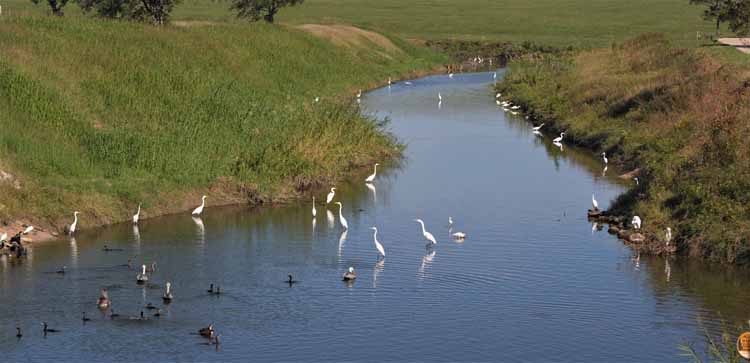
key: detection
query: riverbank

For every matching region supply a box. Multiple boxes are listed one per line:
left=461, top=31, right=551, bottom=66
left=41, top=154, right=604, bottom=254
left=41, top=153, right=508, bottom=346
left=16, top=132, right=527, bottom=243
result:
left=0, top=15, right=445, bottom=242
left=497, top=33, right=750, bottom=264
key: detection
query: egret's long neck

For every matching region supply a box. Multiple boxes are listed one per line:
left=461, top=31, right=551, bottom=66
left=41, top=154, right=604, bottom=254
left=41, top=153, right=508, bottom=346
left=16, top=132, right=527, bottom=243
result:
left=201, top=197, right=206, bottom=208
left=166, top=283, right=170, bottom=294
left=142, top=266, right=146, bottom=274
left=419, top=221, right=426, bottom=234
left=338, top=204, right=343, bottom=214
left=373, top=164, right=378, bottom=174
left=137, top=205, right=141, bottom=214
left=373, top=229, right=378, bottom=241
left=73, top=214, right=78, bottom=224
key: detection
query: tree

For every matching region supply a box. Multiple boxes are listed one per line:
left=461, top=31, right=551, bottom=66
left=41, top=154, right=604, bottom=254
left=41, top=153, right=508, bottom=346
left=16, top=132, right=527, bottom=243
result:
left=726, top=0, right=750, bottom=36
left=229, top=0, right=303, bottom=23
left=77, top=0, right=180, bottom=24
left=31, top=0, right=71, bottom=15
left=690, top=0, right=732, bottom=36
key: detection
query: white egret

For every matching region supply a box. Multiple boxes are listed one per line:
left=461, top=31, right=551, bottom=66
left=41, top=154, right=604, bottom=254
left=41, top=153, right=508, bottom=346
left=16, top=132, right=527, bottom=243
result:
left=132, top=204, right=141, bottom=224
left=370, top=227, right=385, bottom=258
left=438, top=92, right=442, bottom=102
left=414, top=219, right=437, bottom=245
left=335, top=202, right=348, bottom=230
left=449, top=73, right=454, bottom=78
left=634, top=177, right=639, bottom=185
left=192, top=195, right=207, bottom=216
left=163, top=282, right=173, bottom=303
left=602, top=152, right=608, bottom=165
left=69, top=211, right=80, bottom=235
left=388, top=77, right=392, bottom=85
left=356, top=89, right=362, bottom=99
left=511, top=105, right=520, bottom=110
left=404, top=81, right=412, bottom=86
left=0, top=233, right=6, bottom=242
left=592, top=194, right=599, bottom=210
left=511, top=111, right=519, bottom=115
left=632, top=216, right=642, bottom=230
left=493, top=72, right=497, bottom=80
left=452, top=231, right=467, bottom=240
left=448, top=216, right=453, bottom=228
left=136, top=264, right=148, bottom=284
left=314, top=97, right=320, bottom=103
left=553, top=132, right=565, bottom=143
left=496, top=92, right=501, bottom=99
left=665, top=227, right=672, bottom=246
left=365, top=163, right=379, bottom=183
left=312, top=197, right=317, bottom=218
left=532, top=123, right=545, bottom=131
left=23, top=226, right=33, bottom=235
left=496, top=100, right=501, bottom=106
left=326, top=187, right=336, bottom=204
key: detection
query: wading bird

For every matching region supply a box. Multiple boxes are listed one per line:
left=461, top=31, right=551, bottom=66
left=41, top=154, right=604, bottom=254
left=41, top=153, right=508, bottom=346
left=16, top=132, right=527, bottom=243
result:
left=602, top=152, right=608, bottom=165
left=136, top=264, right=148, bottom=284
left=414, top=219, right=437, bottom=245
left=192, top=195, right=207, bottom=216
left=97, top=288, right=110, bottom=309
left=452, top=231, right=467, bottom=240
left=335, top=202, right=348, bottom=230
left=312, top=197, right=317, bottom=218
left=69, top=211, right=80, bottom=235
left=163, top=282, right=173, bottom=303
left=532, top=123, right=545, bottom=131
left=553, top=132, right=565, bottom=143
left=365, top=163, right=379, bottom=183
left=326, top=188, right=336, bottom=204
left=634, top=177, right=639, bottom=185
left=132, top=204, right=141, bottom=224
left=592, top=194, right=599, bottom=210
left=23, top=226, right=33, bottom=235
left=665, top=227, right=672, bottom=246
left=370, top=227, right=385, bottom=259
left=0, top=233, right=7, bottom=243
left=632, top=216, right=642, bottom=230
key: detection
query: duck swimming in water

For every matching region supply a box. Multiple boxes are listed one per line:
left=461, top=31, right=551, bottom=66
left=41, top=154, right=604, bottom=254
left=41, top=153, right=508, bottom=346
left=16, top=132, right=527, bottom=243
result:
left=287, top=275, right=297, bottom=285
left=153, top=309, right=162, bottom=318
left=207, top=283, right=214, bottom=294
left=199, top=324, right=214, bottom=338
left=81, top=312, right=91, bottom=323
left=162, top=281, right=173, bottom=304
left=16, top=326, right=22, bottom=338
left=42, top=322, right=60, bottom=334
left=56, top=266, right=66, bottom=274
left=342, top=266, right=356, bottom=281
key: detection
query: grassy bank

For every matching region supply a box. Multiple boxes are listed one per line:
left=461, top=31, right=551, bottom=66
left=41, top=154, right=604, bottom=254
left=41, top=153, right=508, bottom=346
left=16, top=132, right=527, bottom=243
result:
left=0, top=15, right=444, bottom=234
left=498, top=34, right=750, bottom=264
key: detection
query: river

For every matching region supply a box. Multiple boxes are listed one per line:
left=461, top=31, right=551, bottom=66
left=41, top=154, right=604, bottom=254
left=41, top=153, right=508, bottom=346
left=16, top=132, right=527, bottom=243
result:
left=1, top=71, right=748, bottom=362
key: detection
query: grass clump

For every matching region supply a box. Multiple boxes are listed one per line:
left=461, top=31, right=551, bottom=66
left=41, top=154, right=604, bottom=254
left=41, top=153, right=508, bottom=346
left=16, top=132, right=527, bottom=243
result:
left=498, top=33, right=750, bottom=264
left=0, top=14, right=444, bottom=230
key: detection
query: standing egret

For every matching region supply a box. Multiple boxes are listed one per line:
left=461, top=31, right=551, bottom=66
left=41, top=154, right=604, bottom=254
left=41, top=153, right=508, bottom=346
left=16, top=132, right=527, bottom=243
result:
left=388, top=77, right=392, bottom=86
left=532, top=123, right=545, bottom=131
left=449, top=73, right=454, bottom=78
left=311, top=197, right=317, bottom=218
left=370, top=227, right=385, bottom=258
left=132, top=204, right=141, bottom=224
left=438, top=92, right=442, bottom=102
left=496, top=92, right=502, bottom=99
left=496, top=100, right=502, bottom=106
left=136, top=264, right=148, bottom=284
left=335, top=202, right=348, bottom=230
left=602, top=152, right=608, bottom=165
left=162, top=282, right=173, bottom=303
left=634, top=177, right=639, bottom=185
left=22, top=226, right=33, bottom=235
left=553, top=132, right=565, bottom=143
left=448, top=216, right=453, bottom=228
left=365, top=163, right=379, bottom=183
left=192, top=195, right=207, bottom=216
left=665, top=227, right=672, bottom=246
left=356, top=90, right=362, bottom=99
left=0, top=233, right=7, bottom=243
left=414, top=219, right=437, bottom=245
left=592, top=194, right=599, bottom=210
left=493, top=72, right=497, bottom=80
left=632, top=216, right=642, bottom=230
left=326, top=188, right=336, bottom=204
left=69, top=211, right=80, bottom=235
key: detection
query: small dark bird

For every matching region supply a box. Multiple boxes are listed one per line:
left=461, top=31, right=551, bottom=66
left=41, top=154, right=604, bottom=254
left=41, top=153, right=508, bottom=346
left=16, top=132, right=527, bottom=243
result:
left=199, top=324, right=214, bottom=338
left=287, top=275, right=297, bottom=285
left=214, top=286, right=221, bottom=295
left=140, top=311, right=145, bottom=320
left=16, top=326, right=22, bottom=338
left=207, top=284, right=214, bottom=294
left=145, top=303, right=157, bottom=310
left=42, top=322, right=60, bottom=333
left=110, top=309, right=120, bottom=319
left=82, top=312, right=91, bottom=323
left=56, top=266, right=66, bottom=274
left=153, top=309, right=162, bottom=318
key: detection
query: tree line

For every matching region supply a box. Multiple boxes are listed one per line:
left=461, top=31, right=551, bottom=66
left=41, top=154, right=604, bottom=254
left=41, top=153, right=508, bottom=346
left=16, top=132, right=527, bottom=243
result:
left=691, top=0, right=750, bottom=36
left=31, top=0, right=302, bottom=25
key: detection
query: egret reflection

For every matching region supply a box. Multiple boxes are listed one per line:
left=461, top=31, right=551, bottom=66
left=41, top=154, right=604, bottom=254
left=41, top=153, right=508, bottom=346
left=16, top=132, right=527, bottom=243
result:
left=326, top=210, right=335, bottom=229
left=419, top=249, right=436, bottom=278
left=366, top=182, right=377, bottom=203
left=373, top=259, right=384, bottom=288
left=338, top=230, right=348, bottom=260
left=70, top=237, right=78, bottom=268
left=192, top=217, right=205, bottom=243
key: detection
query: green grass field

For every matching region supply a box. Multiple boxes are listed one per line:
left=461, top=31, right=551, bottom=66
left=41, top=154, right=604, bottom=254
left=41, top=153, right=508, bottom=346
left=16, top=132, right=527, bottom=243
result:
left=0, top=14, right=443, bottom=230
left=2, top=0, right=719, bottom=48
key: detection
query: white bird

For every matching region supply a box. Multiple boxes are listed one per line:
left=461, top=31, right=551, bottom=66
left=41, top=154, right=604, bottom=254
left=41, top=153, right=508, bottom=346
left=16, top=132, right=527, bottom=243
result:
left=312, top=197, right=317, bottom=218
left=493, top=72, right=497, bottom=79
left=326, top=187, right=336, bottom=204
left=22, top=226, right=33, bottom=235
left=356, top=89, right=362, bottom=99
left=388, top=77, right=392, bottom=85
left=163, top=281, right=173, bottom=302
left=414, top=219, right=437, bottom=245
left=532, top=123, right=545, bottom=131
left=452, top=231, right=467, bottom=240
left=132, top=204, right=141, bottom=224
left=0, top=233, right=6, bottom=242
left=448, top=73, right=454, bottom=78
left=192, top=195, right=207, bottom=216
left=448, top=216, right=453, bottom=227
left=404, top=81, right=412, bottom=85
left=371, top=227, right=385, bottom=258
left=553, top=132, right=565, bottom=143
left=136, top=264, right=148, bottom=284
left=632, top=216, right=642, bottom=230
left=511, top=111, right=519, bottom=115
left=69, top=211, right=79, bottom=235
left=335, top=202, right=348, bottom=230
left=511, top=105, right=520, bottom=110
left=314, top=97, right=320, bottom=103
left=496, top=100, right=501, bottom=106
left=665, top=227, right=672, bottom=245
left=365, top=163, right=379, bottom=183
left=496, top=92, right=501, bottom=99
left=438, top=92, right=442, bottom=102
left=592, top=194, right=599, bottom=210
left=601, top=152, right=608, bottom=164
left=634, top=177, right=639, bottom=185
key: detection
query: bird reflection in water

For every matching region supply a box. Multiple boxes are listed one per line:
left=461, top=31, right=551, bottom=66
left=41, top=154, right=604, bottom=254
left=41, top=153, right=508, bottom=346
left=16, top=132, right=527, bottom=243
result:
left=337, top=230, right=348, bottom=261
left=664, top=259, right=671, bottom=283
left=70, top=237, right=78, bottom=268
left=326, top=210, right=335, bottom=229
left=366, top=182, right=376, bottom=203
left=373, top=259, right=385, bottom=288
left=419, top=250, right=436, bottom=279
left=133, top=224, right=141, bottom=252
left=192, top=217, right=205, bottom=244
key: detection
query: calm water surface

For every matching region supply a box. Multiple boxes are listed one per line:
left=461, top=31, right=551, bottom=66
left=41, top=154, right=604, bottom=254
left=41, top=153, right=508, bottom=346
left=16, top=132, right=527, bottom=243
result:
left=2, top=71, right=749, bottom=362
